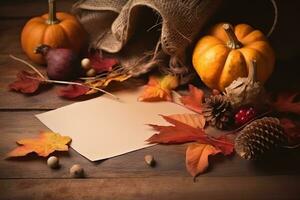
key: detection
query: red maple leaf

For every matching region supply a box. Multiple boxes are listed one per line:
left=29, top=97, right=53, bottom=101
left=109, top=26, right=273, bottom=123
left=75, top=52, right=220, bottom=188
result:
left=147, top=115, right=234, bottom=155
left=57, top=84, right=89, bottom=99
left=180, top=84, right=205, bottom=113
left=89, top=53, right=118, bottom=73
left=9, top=70, right=44, bottom=94
left=207, top=135, right=234, bottom=156
left=272, top=92, right=300, bottom=115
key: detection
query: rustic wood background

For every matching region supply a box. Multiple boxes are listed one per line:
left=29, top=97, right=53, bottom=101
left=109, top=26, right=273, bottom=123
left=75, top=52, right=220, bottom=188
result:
left=0, top=0, right=299, bottom=199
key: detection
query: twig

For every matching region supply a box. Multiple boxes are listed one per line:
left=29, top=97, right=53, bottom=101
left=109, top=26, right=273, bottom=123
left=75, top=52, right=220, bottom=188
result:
left=46, top=79, right=119, bottom=100
left=267, top=0, right=278, bottom=37
left=10, top=54, right=119, bottom=100
left=9, top=54, right=46, bottom=80
left=282, top=144, right=300, bottom=149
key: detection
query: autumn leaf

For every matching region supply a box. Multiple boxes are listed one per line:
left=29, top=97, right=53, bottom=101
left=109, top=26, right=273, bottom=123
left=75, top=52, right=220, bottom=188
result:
left=180, top=84, right=204, bottom=113
left=89, top=53, right=118, bottom=73
left=9, top=70, right=44, bottom=94
left=280, top=118, right=300, bottom=144
left=186, top=143, right=221, bottom=177
left=7, top=132, right=71, bottom=157
left=57, top=84, right=90, bottom=99
left=272, top=92, right=300, bottom=115
left=86, top=73, right=131, bottom=95
left=147, top=115, right=207, bottom=144
left=168, top=113, right=205, bottom=128
left=208, top=135, right=234, bottom=156
left=147, top=115, right=234, bottom=155
left=138, top=75, right=179, bottom=102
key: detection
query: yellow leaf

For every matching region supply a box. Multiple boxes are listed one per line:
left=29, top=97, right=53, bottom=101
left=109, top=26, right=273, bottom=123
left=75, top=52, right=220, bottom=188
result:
left=86, top=73, right=131, bottom=94
left=86, top=73, right=131, bottom=95
left=168, top=113, right=206, bottom=128
left=7, top=132, right=72, bottom=157
left=186, top=143, right=221, bottom=177
left=138, top=75, right=179, bottom=102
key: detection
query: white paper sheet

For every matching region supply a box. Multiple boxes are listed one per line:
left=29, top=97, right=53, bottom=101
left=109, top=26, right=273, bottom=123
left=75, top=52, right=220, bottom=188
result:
left=36, top=87, right=193, bottom=161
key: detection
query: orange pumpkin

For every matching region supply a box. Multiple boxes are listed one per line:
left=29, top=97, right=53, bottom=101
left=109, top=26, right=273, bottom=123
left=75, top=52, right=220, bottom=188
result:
left=21, top=0, right=86, bottom=64
left=192, top=23, right=275, bottom=91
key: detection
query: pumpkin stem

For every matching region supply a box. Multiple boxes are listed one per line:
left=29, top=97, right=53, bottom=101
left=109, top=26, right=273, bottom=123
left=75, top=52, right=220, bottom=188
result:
left=247, top=60, right=257, bottom=83
left=47, top=0, right=59, bottom=25
left=223, top=23, right=243, bottom=49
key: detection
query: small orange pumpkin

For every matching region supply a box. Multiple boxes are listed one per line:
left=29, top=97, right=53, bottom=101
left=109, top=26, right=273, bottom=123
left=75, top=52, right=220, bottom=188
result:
left=192, top=23, right=275, bottom=91
left=21, top=0, right=86, bottom=64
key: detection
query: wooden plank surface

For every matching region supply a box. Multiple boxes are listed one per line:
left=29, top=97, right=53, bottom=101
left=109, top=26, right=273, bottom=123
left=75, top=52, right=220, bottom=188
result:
left=0, top=0, right=76, bottom=18
left=1, top=111, right=300, bottom=179
left=1, top=176, right=300, bottom=200
left=0, top=0, right=300, bottom=200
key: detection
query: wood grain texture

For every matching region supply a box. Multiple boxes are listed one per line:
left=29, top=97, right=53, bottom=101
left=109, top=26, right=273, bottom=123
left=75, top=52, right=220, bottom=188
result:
left=0, top=54, right=76, bottom=109
left=0, top=0, right=76, bottom=18
left=1, top=176, right=300, bottom=200
left=0, top=0, right=300, bottom=199
left=1, top=111, right=300, bottom=180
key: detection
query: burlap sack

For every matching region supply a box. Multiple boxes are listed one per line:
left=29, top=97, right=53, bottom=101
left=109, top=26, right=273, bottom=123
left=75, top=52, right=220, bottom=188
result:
left=73, top=0, right=222, bottom=83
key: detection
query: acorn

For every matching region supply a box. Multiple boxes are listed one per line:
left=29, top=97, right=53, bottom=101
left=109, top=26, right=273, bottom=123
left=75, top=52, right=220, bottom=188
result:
left=47, top=156, right=59, bottom=169
left=70, top=164, right=84, bottom=178
left=144, top=154, right=156, bottom=167
left=81, top=58, right=91, bottom=70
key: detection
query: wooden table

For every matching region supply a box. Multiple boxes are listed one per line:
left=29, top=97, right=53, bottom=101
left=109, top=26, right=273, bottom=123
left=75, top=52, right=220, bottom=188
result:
left=0, top=1, right=300, bottom=199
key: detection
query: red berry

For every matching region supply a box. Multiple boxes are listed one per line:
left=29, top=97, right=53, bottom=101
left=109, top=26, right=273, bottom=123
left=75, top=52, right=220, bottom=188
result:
left=234, top=107, right=257, bottom=126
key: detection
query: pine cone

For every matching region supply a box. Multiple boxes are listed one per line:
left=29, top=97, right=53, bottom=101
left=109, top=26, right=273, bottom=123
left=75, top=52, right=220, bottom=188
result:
left=203, top=95, right=233, bottom=130
left=235, top=117, right=288, bottom=160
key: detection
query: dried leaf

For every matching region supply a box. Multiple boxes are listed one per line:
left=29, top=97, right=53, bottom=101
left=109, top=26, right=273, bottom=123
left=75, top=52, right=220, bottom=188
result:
left=7, top=132, right=71, bottom=157
left=280, top=118, right=300, bottom=144
left=57, top=84, right=90, bottom=99
left=186, top=143, right=221, bottom=177
left=272, top=92, right=300, bottom=115
left=147, top=115, right=234, bottom=155
left=9, top=70, right=44, bottom=94
left=89, top=53, right=118, bottom=73
left=138, top=75, right=179, bottom=102
left=208, top=135, right=234, bottom=156
left=168, top=113, right=205, bottom=128
left=86, top=73, right=131, bottom=95
left=147, top=115, right=206, bottom=144
left=180, top=84, right=204, bottom=113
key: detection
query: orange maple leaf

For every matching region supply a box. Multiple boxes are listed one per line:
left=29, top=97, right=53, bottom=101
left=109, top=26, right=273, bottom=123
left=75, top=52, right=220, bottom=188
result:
left=180, top=84, right=205, bottom=113
left=147, top=115, right=234, bottom=154
left=168, top=113, right=205, bottom=128
left=147, top=115, right=207, bottom=144
left=138, top=75, right=179, bottom=102
left=186, top=143, right=221, bottom=177
left=7, top=132, right=72, bottom=157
